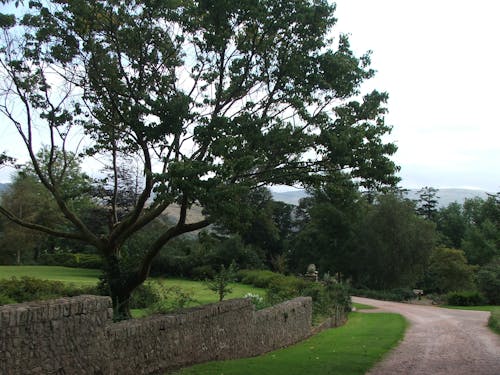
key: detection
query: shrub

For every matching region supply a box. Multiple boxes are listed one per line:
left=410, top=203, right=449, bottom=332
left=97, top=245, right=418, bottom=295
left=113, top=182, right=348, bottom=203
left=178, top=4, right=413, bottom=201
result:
left=0, top=276, right=97, bottom=303
left=130, top=282, right=163, bottom=309
left=243, top=293, right=267, bottom=310
left=488, top=308, right=500, bottom=334
left=266, top=275, right=310, bottom=305
left=446, top=290, right=486, bottom=306
left=237, top=269, right=282, bottom=288
left=147, top=285, right=197, bottom=314
left=350, top=288, right=415, bottom=302
left=0, top=293, right=16, bottom=306
left=190, top=265, right=215, bottom=280
left=38, top=252, right=103, bottom=269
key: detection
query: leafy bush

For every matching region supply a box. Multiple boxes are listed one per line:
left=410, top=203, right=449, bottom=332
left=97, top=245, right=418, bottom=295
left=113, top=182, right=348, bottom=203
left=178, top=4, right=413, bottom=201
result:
left=0, top=276, right=97, bottom=304
left=38, top=252, right=103, bottom=269
left=488, top=308, right=500, bottom=334
left=0, top=293, right=16, bottom=306
left=190, top=265, right=215, bottom=281
left=243, top=293, right=267, bottom=310
left=147, top=285, right=197, bottom=314
left=130, top=282, right=163, bottom=309
left=476, top=257, right=500, bottom=304
left=236, top=269, right=283, bottom=288
left=266, top=275, right=309, bottom=305
left=350, top=288, right=415, bottom=302
left=446, top=290, right=486, bottom=306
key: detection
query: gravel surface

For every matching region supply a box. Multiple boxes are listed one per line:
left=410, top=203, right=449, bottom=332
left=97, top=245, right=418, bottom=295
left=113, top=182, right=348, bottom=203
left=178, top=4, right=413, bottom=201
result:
left=352, top=296, right=500, bottom=375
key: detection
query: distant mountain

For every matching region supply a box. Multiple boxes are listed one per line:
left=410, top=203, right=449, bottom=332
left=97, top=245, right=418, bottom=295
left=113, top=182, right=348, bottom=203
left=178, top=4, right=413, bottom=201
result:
left=403, top=188, right=489, bottom=207
left=271, top=190, right=310, bottom=205
left=271, top=188, right=490, bottom=207
left=0, top=183, right=9, bottom=194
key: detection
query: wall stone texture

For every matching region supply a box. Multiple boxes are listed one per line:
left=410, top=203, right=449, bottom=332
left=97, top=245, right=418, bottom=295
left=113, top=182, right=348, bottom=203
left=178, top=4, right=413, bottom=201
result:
left=0, top=295, right=312, bottom=375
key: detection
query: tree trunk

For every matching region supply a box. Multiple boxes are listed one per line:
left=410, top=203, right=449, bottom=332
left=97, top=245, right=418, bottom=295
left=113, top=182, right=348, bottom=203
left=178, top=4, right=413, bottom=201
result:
left=103, top=253, right=134, bottom=321
left=111, top=289, right=132, bottom=321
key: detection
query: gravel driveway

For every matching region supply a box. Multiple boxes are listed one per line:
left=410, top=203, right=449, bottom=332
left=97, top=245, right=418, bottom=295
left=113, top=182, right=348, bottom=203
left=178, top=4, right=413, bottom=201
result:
left=352, top=296, right=500, bottom=375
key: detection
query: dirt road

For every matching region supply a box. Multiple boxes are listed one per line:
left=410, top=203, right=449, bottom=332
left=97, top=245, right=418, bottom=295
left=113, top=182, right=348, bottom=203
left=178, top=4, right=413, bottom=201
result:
left=352, top=296, right=500, bottom=375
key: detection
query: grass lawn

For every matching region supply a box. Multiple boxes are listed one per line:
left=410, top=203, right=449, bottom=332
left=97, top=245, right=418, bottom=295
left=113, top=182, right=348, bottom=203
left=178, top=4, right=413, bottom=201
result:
left=441, top=305, right=500, bottom=312
left=352, top=302, right=376, bottom=310
left=0, top=265, right=101, bottom=285
left=175, top=312, right=407, bottom=375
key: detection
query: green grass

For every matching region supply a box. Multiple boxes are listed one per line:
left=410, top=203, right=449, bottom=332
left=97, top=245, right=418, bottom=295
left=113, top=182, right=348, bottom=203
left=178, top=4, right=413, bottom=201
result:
left=488, top=308, right=500, bottom=334
left=352, top=302, right=376, bottom=310
left=152, top=278, right=266, bottom=305
left=0, top=265, right=101, bottom=285
left=441, top=305, right=499, bottom=312
left=175, top=312, right=407, bottom=375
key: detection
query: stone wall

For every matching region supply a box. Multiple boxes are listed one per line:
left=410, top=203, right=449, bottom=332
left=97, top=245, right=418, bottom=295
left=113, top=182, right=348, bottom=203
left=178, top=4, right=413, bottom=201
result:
left=0, top=295, right=312, bottom=375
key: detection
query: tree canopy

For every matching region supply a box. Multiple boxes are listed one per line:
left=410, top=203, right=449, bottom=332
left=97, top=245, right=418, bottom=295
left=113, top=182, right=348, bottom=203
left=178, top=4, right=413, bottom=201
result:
left=0, top=0, right=398, bottom=318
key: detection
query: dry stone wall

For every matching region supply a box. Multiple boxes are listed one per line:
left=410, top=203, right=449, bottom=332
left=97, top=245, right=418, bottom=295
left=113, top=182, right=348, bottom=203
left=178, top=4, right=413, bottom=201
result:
left=0, top=295, right=312, bottom=375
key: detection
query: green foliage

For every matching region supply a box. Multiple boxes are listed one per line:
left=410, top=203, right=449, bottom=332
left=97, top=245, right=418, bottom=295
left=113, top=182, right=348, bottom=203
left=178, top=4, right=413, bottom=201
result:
left=205, top=262, right=237, bottom=301
left=352, top=194, right=436, bottom=289
left=446, top=291, right=486, bottom=306
left=476, top=257, right=500, bottom=304
left=243, top=293, right=267, bottom=310
left=129, top=282, right=163, bottom=309
left=191, top=265, right=216, bottom=281
left=425, top=247, right=476, bottom=293
left=266, top=275, right=310, bottom=305
left=0, top=293, right=16, bottom=306
left=415, top=186, right=439, bottom=221
left=148, top=285, right=197, bottom=314
left=435, top=202, right=467, bottom=248
left=461, top=195, right=500, bottom=266
left=238, top=268, right=351, bottom=319
left=350, top=288, right=415, bottom=302
left=0, top=276, right=97, bottom=304
left=488, top=308, right=500, bottom=334
left=237, top=269, right=284, bottom=288
left=38, top=252, right=103, bottom=269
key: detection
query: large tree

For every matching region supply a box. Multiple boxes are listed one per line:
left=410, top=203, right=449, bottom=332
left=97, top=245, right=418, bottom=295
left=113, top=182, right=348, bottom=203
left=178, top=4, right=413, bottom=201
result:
left=0, top=0, right=398, bottom=319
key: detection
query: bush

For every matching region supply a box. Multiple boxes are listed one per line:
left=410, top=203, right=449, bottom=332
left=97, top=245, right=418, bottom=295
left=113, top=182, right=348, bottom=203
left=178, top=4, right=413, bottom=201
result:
left=243, top=293, right=267, bottom=310
left=446, top=290, right=486, bottom=306
left=38, top=252, right=103, bottom=269
left=129, top=282, right=163, bottom=309
left=0, top=276, right=97, bottom=303
left=0, top=293, right=16, bottom=306
left=266, top=275, right=309, bottom=305
left=350, top=288, right=415, bottom=302
left=237, top=269, right=283, bottom=288
left=488, top=308, right=500, bottom=334
left=147, top=285, right=197, bottom=314
left=190, top=265, right=215, bottom=280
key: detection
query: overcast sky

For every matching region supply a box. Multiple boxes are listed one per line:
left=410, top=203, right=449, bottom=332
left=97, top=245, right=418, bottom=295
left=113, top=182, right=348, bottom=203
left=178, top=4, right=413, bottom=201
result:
left=1, top=1, right=499, bottom=192
left=332, top=0, right=500, bottom=192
